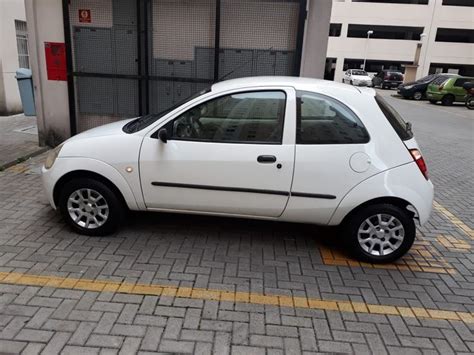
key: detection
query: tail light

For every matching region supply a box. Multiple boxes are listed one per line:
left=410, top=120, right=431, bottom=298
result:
left=409, top=149, right=428, bottom=180
left=384, top=75, right=390, bottom=80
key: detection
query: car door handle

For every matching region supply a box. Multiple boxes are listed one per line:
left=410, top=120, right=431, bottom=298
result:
left=257, top=155, right=277, bottom=163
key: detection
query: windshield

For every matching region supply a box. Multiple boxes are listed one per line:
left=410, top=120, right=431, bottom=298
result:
left=123, top=87, right=211, bottom=134
left=352, top=70, right=368, bottom=76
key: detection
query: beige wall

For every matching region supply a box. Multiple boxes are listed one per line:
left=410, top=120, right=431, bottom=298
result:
left=25, top=0, right=70, bottom=146
left=0, top=0, right=26, bottom=115
left=328, top=0, right=474, bottom=82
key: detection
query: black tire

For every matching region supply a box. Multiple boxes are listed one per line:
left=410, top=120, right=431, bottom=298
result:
left=429, top=99, right=437, bottom=104
left=343, top=204, right=416, bottom=263
left=413, top=91, right=423, bottom=101
left=465, top=97, right=474, bottom=110
left=441, top=95, right=455, bottom=106
left=58, top=178, right=124, bottom=236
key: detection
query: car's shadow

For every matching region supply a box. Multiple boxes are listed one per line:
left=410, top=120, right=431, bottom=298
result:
left=121, top=210, right=347, bottom=257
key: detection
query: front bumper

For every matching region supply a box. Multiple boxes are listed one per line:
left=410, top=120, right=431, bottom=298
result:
left=354, top=80, right=372, bottom=87
left=398, top=87, right=416, bottom=96
left=42, top=165, right=57, bottom=209
left=426, top=92, right=443, bottom=100
left=384, top=81, right=402, bottom=88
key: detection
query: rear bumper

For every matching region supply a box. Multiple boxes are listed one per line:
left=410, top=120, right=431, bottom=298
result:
left=329, top=162, right=434, bottom=226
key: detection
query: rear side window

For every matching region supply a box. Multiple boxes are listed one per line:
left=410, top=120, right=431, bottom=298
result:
left=296, top=91, right=370, bottom=144
left=454, top=78, right=472, bottom=87
left=375, top=95, right=413, bottom=141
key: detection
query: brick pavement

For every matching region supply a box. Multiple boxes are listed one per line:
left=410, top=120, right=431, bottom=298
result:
left=0, top=96, right=473, bottom=354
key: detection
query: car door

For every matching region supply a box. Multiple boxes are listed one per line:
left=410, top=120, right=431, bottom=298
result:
left=139, top=88, right=296, bottom=217
left=283, top=90, right=376, bottom=225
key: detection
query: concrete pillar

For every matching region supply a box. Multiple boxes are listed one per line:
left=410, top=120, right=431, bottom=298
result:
left=300, top=0, right=332, bottom=79
left=25, top=0, right=70, bottom=146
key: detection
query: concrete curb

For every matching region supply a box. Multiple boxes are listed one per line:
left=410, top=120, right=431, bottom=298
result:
left=0, top=147, right=49, bottom=171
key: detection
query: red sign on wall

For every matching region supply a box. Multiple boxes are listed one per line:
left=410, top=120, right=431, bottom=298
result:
left=79, top=9, right=91, bottom=23
left=45, top=42, right=67, bottom=81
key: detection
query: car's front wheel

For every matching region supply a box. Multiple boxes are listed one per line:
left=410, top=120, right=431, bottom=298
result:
left=343, top=204, right=415, bottom=263
left=58, top=178, right=124, bottom=236
left=413, top=91, right=423, bottom=100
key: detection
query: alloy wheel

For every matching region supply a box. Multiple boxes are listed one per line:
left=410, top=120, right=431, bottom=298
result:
left=67, top=188, right=109, bottom=229
left=357, top=214, right=405, bottom=257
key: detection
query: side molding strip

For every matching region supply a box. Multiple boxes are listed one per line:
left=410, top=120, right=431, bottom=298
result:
left=151, top=182, right=289, bottom=196
left=151, top=182, right=336, bottom=200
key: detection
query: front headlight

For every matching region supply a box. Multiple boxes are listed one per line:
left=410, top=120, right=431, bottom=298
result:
left=403, top=85, right=414, bottom=90
left=44, top=144, right=64, bottom=170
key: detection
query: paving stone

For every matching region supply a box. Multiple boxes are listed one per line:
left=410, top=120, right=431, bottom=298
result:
left=15, top=329, right=54, bottom=343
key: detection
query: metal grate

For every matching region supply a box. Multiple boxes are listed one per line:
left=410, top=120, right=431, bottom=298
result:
left=66, top=0, right=304, bottom=132
left=15, top=20, right=29, bottom=69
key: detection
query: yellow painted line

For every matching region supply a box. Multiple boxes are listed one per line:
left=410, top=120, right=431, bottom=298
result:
left=0, top=271, right=473, bottom=324
left=434, top=201, right=474, bottom=239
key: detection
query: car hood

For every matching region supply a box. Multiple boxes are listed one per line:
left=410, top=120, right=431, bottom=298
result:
left=352, top=75, right=372, bottom=81
left=67, top=118, right=135, bottom=142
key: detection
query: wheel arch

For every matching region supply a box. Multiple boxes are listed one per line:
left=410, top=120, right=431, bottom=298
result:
left=53, top=170, right=129, bottom=210
left=339, top=196, right=417, bottom=227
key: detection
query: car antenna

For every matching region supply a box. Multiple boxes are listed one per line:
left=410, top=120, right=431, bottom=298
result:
left=217, top=47, right=274, bottom=82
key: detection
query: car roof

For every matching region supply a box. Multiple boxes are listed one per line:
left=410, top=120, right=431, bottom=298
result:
left=211, top=76, right=364, bottom=95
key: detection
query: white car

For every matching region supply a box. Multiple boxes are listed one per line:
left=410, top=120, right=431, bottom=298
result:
left=343, top=69, right=373, bottom=87
left=42, top=77, right=433, bottom=263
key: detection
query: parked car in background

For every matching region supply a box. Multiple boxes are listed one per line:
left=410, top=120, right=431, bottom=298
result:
left=372, top=70, right=404, bottom=89
left=398, top=73, right=458, bottom=101
left=426, top=76, right=474, bottom=106
left=343, top=69, right=373, bottom=87
left=42, top=77, right=433, bottom=263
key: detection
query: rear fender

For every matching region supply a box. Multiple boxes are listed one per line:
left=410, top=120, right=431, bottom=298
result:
left=329, top=162, right=434, bottom=226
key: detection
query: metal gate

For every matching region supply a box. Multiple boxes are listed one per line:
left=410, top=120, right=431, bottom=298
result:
left=63, top=0, right=306, bottom=133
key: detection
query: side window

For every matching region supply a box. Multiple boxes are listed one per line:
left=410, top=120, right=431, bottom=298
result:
left=296, top=91, right=370, bottom=144
left=454, top=78, right=469, bottom=87
left=168, top=91, right=286, bottom=144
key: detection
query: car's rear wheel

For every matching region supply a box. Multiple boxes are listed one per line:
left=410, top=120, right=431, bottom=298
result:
left=413, top=91, right=423, bottom=100
left=441, top=95, right=455, bottom=106
left=343, top=204, right=415, bottom=263
left=59, top=178, right=124, bottom=236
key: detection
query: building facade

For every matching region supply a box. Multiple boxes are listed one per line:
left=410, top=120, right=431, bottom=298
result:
left=25, top=0, right=331, bottom=146
left=0, top=0, right=29, bottom=115
left=326, top=0, right=474, bottom=83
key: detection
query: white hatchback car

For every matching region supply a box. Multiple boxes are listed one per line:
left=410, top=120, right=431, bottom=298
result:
left=343, top=70, right=373, bottom=87
left=42, top=77, right=433, bottom=263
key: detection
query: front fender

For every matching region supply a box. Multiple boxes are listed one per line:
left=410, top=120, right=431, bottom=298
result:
left=42, top=157, right=140, bottom=210
left=329, top=162, right=434, bottom=226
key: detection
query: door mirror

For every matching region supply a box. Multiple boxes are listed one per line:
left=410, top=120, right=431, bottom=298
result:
left=158, top=128, right=168, bottom=143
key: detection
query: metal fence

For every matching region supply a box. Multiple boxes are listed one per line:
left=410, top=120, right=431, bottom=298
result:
left=63, top=0, right=306, bottom=133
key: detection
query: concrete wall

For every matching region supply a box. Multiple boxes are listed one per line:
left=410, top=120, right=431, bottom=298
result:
left=328, top=0, right=474, bottom=82
left=301, top=0, right=332, bottom=78
left=25, top=0, right=70, bottom=146
left=0, top=0, right=27, bottom=115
